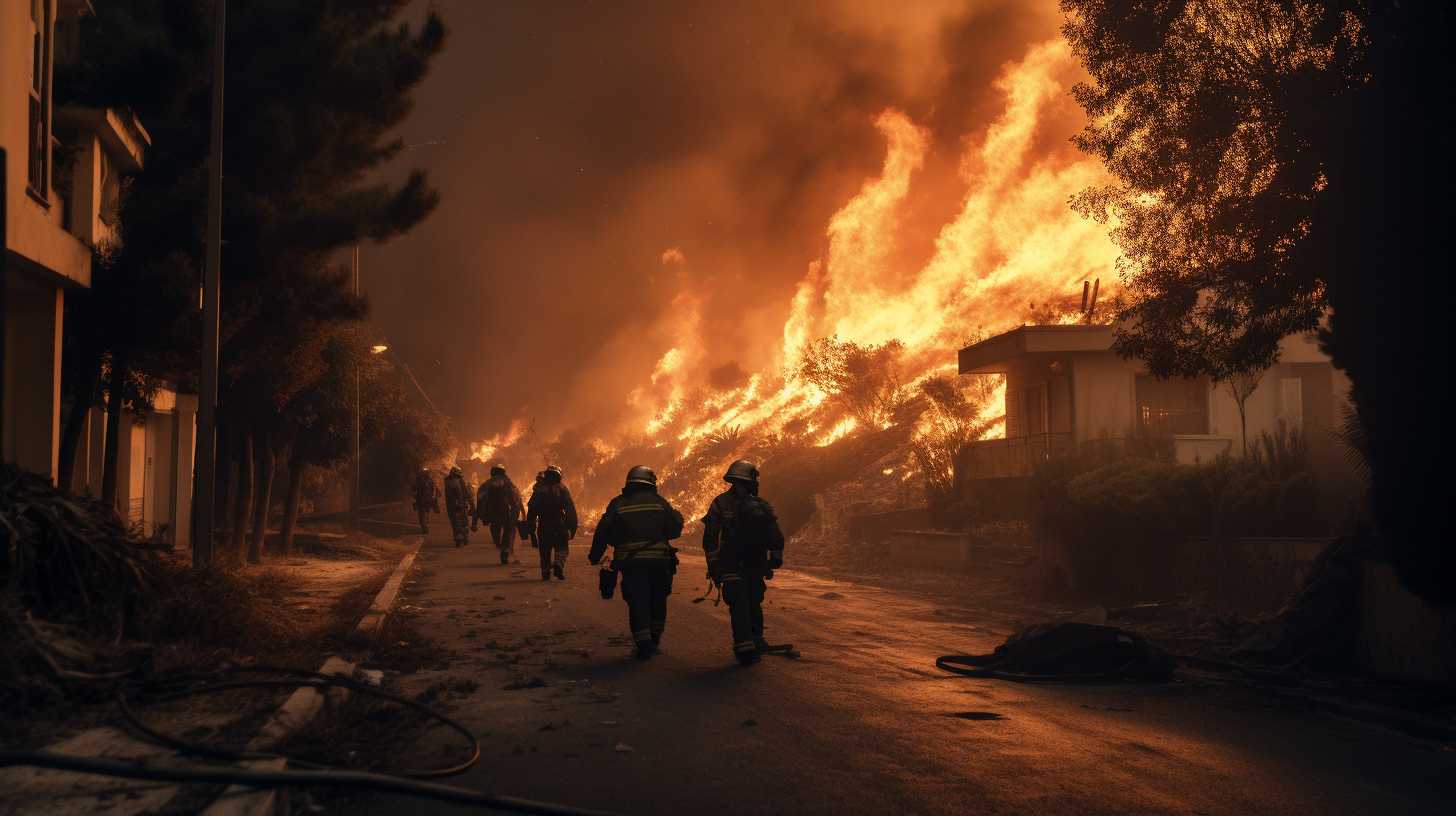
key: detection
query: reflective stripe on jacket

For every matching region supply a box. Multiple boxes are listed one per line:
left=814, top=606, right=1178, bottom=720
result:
left=589, top=487, right=684, bottom=565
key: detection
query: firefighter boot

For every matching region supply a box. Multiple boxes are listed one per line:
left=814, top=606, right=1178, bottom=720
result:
left=553, top=564, right=565, bottom=580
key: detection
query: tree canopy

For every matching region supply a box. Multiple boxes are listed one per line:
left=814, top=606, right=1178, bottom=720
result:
left=1063, top=0, right=1454, bottom=603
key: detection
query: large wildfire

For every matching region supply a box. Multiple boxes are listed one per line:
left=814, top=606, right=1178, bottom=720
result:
left=469, top=39, right=1119, bottom=527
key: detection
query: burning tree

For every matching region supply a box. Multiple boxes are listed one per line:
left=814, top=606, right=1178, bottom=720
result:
left=909, top=375, right=1002, bottom=515
left=796, top=337, right=909, bottom=431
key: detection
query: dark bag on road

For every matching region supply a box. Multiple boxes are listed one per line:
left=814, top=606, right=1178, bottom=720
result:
left=936, top=622, right=1175, bottom=682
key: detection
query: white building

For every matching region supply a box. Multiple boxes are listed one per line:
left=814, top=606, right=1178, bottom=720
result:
left=956, top=324, right=1351, bottom=479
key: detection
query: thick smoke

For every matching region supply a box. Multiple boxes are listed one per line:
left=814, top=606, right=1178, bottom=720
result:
left=367, top=0, right=1073, bottom=443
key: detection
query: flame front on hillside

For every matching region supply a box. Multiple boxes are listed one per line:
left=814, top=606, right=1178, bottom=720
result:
left=472, top=39, right=1119, bottom=520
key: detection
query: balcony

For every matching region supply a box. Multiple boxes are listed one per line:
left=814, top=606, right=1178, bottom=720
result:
left=958, top=432, right=1077, bottom=479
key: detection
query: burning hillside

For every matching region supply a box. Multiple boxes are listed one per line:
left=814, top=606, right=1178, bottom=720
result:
left=470, top=39, right=1119, bottom=531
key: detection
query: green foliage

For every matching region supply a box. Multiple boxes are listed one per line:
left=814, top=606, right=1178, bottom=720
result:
left=1063, top=0, right=1350, bottom=379
left=1032, top=425, right=1366, bottom=597
left=1063, top=1, right=1454, bottom=605
left=796, top=337, right=908, bottom=429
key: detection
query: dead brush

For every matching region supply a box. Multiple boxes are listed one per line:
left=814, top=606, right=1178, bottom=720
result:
left=1, top=464, right=160, bottom=709
left=143, top=560, right=304, bottom=652
left=0, top=463, right=159, bottom=638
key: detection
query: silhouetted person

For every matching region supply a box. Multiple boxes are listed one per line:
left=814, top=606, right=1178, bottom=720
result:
left=442, top=466, right=473, bottom=548
left=411, top=467, right=439, bottom=534
left=702, top=460, right=785, bottom=666
left=589, top=466, right=683, bottom=659
left=526, top=465, right=578, bottom=580
left=473, top=464, right=524, bottom=565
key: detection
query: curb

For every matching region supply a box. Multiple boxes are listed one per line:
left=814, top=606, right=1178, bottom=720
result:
left=350, top=535, right=425, bottom=647
left=200, top=656, right=354, bottom=816
left=199, top=538, right=423, bottom=815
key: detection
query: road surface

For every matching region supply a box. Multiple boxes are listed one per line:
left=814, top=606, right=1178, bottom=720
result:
left=351, top=522, right=1454, bottom=815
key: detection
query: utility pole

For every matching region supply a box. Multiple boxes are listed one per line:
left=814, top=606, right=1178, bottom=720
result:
left=350, top=243, right=361, bottom=529
left=193, top=0, right=226, bottom=570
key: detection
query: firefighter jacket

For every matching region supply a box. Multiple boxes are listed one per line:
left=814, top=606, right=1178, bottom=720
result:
left=526, top=481, right=579, bottom=535
left=443, top=473, right=474, bottom=515
left=702, top=488, right=785, bottom=580
left=412, top=474, right=439, bottom=509
left=475, top=476, right=524, bottom=524
left=589, top=485, right=684, bottom=566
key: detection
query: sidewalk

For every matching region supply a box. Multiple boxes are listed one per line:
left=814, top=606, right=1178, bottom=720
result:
left=0, top=527, right=421, bottom=816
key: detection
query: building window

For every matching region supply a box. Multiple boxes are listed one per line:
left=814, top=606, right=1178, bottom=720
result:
left=27, top=0, right=52, bottom=199
left=1135, top=374, right=1210, bottom=436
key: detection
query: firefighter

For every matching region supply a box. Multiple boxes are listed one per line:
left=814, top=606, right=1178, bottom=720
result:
left=702, top=459, right=785, bottom=666
left=473, top=464, right=524, bottom=565
left=525, top=465, right=578, bottom=581
left=442, top=466, right=474, bottom=548
left=411, top=468, right=439, bottom=534
left=589, top=466, right=684, bottom=660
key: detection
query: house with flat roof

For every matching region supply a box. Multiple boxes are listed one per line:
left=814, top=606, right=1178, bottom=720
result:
left=955, top=323, right=1350, bottom=481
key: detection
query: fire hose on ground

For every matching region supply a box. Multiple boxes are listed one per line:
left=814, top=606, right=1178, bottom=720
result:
left=1, top=664, right=619, bottom=816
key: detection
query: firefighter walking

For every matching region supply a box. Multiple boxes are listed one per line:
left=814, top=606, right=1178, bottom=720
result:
left=589, top=466, right=684, bottom=660
left=442, top=466, right=474, bottom=548
left=702, top=460, right=785, bottom=666
left=525, top=465, right=578, bottom=581
left=474, top=464, right=524, bottom=565
left=411, top=467, right=439, bottom=534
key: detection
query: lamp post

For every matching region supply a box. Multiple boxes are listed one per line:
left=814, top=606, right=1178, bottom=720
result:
left=346, top=141, right=440, bottom=531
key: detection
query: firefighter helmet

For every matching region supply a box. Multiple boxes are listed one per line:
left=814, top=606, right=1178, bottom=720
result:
left=625, top=465, right=658, bottom=487
left=448, top=465, right=463, bottom=476
left=490, top=464, right=506, bottom=477
left=723, top=459, right=759, bottom=484
left=544, top=465, right=564, bottom=483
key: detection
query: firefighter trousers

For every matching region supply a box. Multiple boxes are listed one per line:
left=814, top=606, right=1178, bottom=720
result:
left=722, top=575, right=767, bottom=657
left=537, top=529, right=569, bottom=577
left=620, top=566, right=673, bottom=646
left=448, top=509, right=470, bottom=547
left=488, top=522, right=515, bottom=562
left=415, top=506, right=430, bottom=534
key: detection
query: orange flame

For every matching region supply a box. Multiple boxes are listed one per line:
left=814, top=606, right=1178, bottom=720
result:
left=568, top=39, right=1117, bottom=510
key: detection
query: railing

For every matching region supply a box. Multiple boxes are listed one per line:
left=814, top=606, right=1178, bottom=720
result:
left=959, top=432, right=1077, bottom=479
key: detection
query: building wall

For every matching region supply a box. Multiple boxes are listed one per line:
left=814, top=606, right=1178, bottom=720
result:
left=1070, top=352, right=1137, bottom=444
left=1, top=0, right=91, bottom=288
left=1, top=276, right=61, bottom=477
left=1207, top=333, right=1349, bottom=454
left=72, top=391, right=197, bottom=544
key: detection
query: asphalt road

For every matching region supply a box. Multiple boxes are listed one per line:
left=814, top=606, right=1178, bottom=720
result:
left=356, top=521, right=1454, bottom=815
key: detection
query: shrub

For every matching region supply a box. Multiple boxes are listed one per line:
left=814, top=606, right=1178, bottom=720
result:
left=1030, top=425, right=1367, bottom=599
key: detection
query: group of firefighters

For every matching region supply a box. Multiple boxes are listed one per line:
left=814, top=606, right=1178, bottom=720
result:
left=411, top=459, right=785, bottom=665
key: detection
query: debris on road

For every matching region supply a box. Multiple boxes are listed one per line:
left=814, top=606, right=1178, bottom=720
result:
left=936, top=622, right=1175, bottom=682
